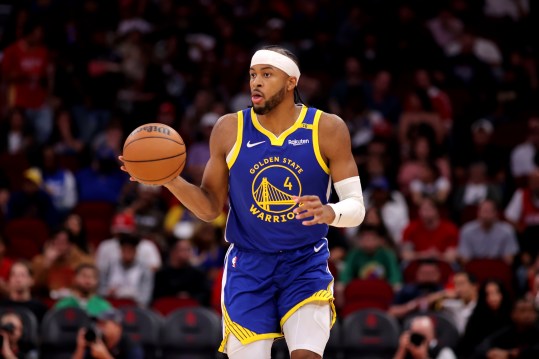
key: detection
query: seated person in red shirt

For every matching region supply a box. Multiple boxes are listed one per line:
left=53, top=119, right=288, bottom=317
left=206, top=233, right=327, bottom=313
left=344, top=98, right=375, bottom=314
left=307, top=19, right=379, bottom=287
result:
left=401, top=198, right=459, bottom=263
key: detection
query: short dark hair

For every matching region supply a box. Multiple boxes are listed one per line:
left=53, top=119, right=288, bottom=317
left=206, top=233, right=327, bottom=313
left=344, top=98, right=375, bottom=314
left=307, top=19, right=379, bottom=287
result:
left=118, top=233, right=140, bottom=248
left=454, top=271, right=478, bottom=285
left=75, top=263, right=98, bottom=275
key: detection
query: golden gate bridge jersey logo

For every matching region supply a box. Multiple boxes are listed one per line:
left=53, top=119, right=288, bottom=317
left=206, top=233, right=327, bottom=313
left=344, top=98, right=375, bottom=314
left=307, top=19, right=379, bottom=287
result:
left=249, top=158, right=303, bottom=223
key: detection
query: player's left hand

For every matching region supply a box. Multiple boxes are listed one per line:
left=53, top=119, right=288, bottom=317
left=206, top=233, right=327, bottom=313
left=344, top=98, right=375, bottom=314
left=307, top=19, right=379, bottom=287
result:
left=293, top=195, right=335, bottom=226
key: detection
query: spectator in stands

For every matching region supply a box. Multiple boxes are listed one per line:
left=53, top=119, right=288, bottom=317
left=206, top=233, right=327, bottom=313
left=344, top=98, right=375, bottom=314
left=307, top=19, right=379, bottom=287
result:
left=398, top=135, right=450, bottom=197
left=505, top=169, right=539, bottom=261
left=126, top=184, right=166, bottom=247
left=399, top=93, right=445, bottom=149
left=440, top=271, right=479, bottom=334
left=99, top=234, right=153, bottom=307
left=73, top=308, right=143, bottom=359
left=0, top=237, right=13, bottom=294
left=363, top=176, right=409, bottom=246
left=0, top=22, right=54, bottom=145
left=459, top=280, right=513, bottom=357
left=152, top=238, right=209, bottom=305
left=452, top=162, right=503, bottom=221
left=474, top=297, right=539, bottom=359
left=389, top=259, right=445, bottom=319
left=96, top=212, right=161, bottom=274
left=75, top=150, right=128, bottom=204
left=49, top=109, right=84, bottom=156
left=413, top=69, right=453, bottom=128
left=63, top=213, right=88, bottom=254
left=340, top=225, right=402, bottom=289
left=458, top=200, right=519, bottom=264
left=364, top=70, right=401, bottom=124
left=31, top=228, right=93, bottom=299
left=55, top=264, right=111, bottom=317
left=427, top=8, right=464, bottom=50
left=0, top=108, right=34, bottom=155
left=41, top=146, right=77, bottom=218
left=394, top=315, right=456, bottom=359
left=0, top=311, right=38, bottom=359
left=409, top=161, right=451, bottom=206
left=510, top=116, right=539, bottom=184
left=0, top=261, right=47, bottom=323
left=185, top=112, right=218, bottom=186
left=452, top=119, right=506, bottom=184
left=401, top=198, right=459, bottom=263
left=527, top=271, right=539, bottom=307
left=6, top=168, right=58, bottom=229
left=189, top=221, right=226, bottom=282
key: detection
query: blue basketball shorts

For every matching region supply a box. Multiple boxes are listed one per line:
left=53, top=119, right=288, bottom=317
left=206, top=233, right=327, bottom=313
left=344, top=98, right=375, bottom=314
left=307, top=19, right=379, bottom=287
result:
left=219, top=238, right=336, bottom=351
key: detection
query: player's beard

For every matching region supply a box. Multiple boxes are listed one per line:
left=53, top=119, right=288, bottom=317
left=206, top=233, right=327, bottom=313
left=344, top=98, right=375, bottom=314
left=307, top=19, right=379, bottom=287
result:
left=253, top=86, right=286, bottom=115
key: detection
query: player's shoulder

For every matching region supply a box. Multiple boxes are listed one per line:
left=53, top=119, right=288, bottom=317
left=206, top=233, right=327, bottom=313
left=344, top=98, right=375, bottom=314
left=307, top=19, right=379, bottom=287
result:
left=317, top=111, right=350, bottom=143
left=318, top=111, right=348, bottom=132
left=212, top=112, right=238, bottom=135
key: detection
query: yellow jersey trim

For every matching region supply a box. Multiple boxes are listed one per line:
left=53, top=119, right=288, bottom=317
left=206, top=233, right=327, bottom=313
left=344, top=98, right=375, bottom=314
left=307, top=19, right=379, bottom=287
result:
left=226, top=111, right=244, bottom=169
left=218, top=305, right=282, bottom=352
left=313, top=110, right=330, bottom=174
left=251, top=105, right=307, bottom=146
left=279, top=282, right=336, bottom=328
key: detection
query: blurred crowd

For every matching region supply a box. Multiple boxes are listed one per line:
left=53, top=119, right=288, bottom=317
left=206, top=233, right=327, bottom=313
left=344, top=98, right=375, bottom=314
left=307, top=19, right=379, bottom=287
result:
left=1, top=0, right=539, bottom=358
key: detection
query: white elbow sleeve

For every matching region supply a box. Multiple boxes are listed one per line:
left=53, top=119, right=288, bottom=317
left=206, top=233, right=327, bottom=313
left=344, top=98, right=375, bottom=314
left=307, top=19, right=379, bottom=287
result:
left=327, top=176, right=365, bottom=228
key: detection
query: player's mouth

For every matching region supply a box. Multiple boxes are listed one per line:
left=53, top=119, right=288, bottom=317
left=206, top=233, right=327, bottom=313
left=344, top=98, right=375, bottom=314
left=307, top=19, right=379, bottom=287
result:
left=251, top=91, right=264, bottom=105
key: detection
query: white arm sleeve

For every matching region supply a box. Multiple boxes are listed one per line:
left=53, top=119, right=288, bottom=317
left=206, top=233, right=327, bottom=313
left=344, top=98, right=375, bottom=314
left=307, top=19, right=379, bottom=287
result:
left=327, top=176, right=366, bottom=227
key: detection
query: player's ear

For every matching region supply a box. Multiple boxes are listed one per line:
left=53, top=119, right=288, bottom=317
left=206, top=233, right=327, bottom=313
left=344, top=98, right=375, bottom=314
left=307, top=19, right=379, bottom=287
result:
left=287, top=77, right=297, bottom=92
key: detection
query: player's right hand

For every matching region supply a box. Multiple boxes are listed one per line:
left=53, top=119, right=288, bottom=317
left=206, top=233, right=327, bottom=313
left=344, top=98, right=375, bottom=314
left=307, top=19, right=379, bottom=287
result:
left=118, top=155, right=137, bottom=182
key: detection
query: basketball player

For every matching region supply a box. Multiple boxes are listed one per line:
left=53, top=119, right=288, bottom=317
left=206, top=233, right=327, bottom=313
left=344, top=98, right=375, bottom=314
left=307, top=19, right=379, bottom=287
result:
left=120, top=46, right=365, bottom=359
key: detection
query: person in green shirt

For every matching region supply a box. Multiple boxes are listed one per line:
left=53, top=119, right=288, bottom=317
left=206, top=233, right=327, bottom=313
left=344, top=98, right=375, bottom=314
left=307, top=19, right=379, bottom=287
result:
left=54, top=263, right=111, bottom=317
left=340, top=224, right=402, bottom=289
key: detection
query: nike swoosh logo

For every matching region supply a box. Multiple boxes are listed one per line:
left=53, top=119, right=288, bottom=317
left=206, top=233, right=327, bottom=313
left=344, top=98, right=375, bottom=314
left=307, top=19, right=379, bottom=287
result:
left=314, top=243, right=325, bottom=253
left=246, top=140, right=265, bottom=148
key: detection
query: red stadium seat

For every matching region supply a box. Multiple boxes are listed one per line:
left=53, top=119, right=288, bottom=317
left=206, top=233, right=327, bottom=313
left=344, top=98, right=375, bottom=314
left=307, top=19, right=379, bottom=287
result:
left=0, top=153, right=30, bottom=191
left=342, top=279, right=394, bottom=317
left=4, top=218, right=49, bottom=260
left=464, top=259, right=513, bottom=295
left=151, top=297, right=200, bottom=316
left=342, top=308, right=400, bottom=358
left=211, top=268, right=224, bottom=314
left=73, top=201, right=116, bottom=222
left=84, top=218, right=112, bottom=247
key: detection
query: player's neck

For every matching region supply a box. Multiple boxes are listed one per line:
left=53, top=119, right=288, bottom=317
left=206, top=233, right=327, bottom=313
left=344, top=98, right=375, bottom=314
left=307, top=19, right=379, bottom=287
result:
left=256, top=99, right=301, bottom=137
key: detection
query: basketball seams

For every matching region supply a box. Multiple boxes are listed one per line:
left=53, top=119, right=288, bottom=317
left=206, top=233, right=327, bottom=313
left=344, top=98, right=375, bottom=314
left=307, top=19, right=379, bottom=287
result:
left=123, top=136, right=185, bottom=149
left=123, top=152, right=186, bottom=163
left=130, top=157, right=186, bottom=183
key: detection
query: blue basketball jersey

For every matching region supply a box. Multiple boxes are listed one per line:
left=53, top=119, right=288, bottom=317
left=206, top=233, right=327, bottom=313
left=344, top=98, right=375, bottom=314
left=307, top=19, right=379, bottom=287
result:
left=225, top=105, right=331, bottom=252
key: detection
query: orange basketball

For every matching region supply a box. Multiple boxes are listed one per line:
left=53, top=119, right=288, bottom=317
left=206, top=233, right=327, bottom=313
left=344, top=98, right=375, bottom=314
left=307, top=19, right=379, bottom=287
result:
left=122, top=123, right=186, bottom=185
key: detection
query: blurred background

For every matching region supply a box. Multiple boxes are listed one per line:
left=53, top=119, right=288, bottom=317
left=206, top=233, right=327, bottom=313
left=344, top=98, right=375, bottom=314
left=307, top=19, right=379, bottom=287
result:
left=1, top=0, right=539, bottom=358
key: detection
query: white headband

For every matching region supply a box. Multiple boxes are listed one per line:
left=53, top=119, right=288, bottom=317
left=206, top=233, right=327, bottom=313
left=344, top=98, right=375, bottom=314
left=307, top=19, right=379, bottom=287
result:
left=251, top=50, right=301, bottom=85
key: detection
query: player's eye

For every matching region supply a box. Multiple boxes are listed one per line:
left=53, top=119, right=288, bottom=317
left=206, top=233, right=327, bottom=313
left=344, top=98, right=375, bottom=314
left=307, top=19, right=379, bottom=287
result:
left=249, top=73, right=256, bottom=79
left=264, top=73, right=271, bottom=78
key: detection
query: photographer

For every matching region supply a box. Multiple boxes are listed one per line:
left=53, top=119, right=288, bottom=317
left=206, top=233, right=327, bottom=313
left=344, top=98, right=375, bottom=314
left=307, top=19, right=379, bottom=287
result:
left=394, top=316, right=456, bottom=359
left=0, top=312, right=37, bottom=359
left=71, top=309, right=143, bottom=359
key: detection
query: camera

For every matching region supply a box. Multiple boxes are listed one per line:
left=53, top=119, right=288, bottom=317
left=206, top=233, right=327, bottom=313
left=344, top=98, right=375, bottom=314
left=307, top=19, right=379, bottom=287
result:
left=0, top=323, right=15, bottom=348
left=84, top=325, right=100, bottom=343
left=410, top=332, right=426, bottom=347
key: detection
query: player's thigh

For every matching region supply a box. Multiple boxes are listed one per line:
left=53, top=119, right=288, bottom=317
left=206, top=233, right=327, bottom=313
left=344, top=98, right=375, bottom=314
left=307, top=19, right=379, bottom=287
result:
left=226, top=333, right=273, bottom=359
left=283, top=301, right=331, bottom=357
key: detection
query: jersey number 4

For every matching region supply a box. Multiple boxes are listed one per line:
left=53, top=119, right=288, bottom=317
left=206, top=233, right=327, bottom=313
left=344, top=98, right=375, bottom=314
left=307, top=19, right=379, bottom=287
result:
left=284, top=177, right=293, bottom=190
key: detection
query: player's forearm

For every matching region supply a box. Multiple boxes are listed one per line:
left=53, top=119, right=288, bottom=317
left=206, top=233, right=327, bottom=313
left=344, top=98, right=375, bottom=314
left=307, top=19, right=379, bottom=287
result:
left=165, top=177, right=222, bottom=222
